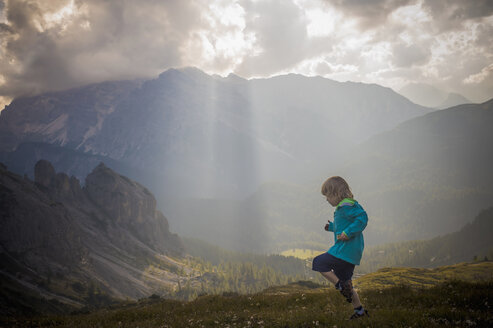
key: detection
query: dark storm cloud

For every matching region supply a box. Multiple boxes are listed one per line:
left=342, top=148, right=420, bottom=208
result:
left=317, top=0, right=492, bottom=101
left=475, top=22, right=493, bottom=53
left=326, top=0, right=413, bottom=28
left=0, top=0, right=202, bottom=98
left=422, top=0, right=493, bottom=32
left=325, top=0, right=493, bottom=31
left=0, top=0, right=491, bottom=103
left=0, top=22, right=13, bottom=33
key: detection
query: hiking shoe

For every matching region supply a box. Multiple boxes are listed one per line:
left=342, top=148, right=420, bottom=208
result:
left=349, top=309, right=369, bottom=320
left=339, top=280, right=353, bottom=303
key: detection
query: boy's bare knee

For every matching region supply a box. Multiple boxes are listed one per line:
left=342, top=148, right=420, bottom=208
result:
left=320, top=270, right=339, bottom=284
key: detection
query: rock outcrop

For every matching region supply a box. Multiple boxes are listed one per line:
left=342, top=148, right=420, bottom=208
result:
left=34, top=159, right=56, bottom=187
left=34, top=159, right=83, bottom=199
left=0, top=162, right=85, bottom=282
left=0, top=160, right=184, bottom=314
left=84, top=162, right=181, bottom=254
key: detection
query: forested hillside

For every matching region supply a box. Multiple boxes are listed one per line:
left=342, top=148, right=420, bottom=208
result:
left=358, top=207, right=493, bottom=273
left=176, top=238, right=323, bottom=300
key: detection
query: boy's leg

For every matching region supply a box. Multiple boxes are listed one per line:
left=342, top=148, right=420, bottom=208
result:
left=351, top=288, right=362, bottom=308
left=320, top=270, right=339, bottom=285
left=321, top=271, right=353, bottom=303
left=349, top=288, right=369, bottom=319
left=312, top=254, right=353, bottom=302
left=321, top=272, right=367, bottom=315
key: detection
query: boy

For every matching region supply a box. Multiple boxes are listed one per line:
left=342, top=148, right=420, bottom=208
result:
left=312, top=176, right=369, bottom=319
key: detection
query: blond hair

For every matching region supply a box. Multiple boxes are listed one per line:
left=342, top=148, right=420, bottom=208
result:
left=321, top=176, right=353, bottom=203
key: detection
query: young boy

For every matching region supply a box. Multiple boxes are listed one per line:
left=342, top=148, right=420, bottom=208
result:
left=312, top=176, right=369, bottom=319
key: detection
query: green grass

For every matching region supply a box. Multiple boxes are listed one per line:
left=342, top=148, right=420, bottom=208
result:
left=3, top=280, right=492, bottom=328
left=355, top=261, right=493, bottom=290
left=3, top=263, right=493, bottom=327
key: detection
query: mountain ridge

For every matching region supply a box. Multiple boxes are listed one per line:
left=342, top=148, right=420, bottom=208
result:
left=166, top=99, right=493, bottom=251
left=0, top=67, right=431, bottom=199
left=399, top=82, right=472, bottom=108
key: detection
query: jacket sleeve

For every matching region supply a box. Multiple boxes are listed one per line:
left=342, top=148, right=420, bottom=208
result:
left=342, top=206, right=368, bottom=239
left=328, top=221, right=334, bottom=232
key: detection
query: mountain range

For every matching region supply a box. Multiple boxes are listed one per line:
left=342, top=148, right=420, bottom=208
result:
left=0, top=67, right=491, bottom=253
left=166, top=99, right=493, bottom=251
left=0, top=67, right=430, bottom=199
left=399, top=83, right=472, bottom=109
left=341, top=99, right=493, bottom=241
left=1, top=158, right=492, bottom=314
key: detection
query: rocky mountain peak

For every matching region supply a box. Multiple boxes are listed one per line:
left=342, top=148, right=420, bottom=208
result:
left=84, top=161, right=179, bottom=253
left=34, top=159, right=56, bottom=187
left=85, top=161, right=156, bottom=223
left=34, top=159, right=82, bottom=198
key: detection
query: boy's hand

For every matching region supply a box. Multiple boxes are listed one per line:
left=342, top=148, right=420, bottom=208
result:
left=324, top=220, right=331, bottom=231
left=337, top=232, right=349, bottom=241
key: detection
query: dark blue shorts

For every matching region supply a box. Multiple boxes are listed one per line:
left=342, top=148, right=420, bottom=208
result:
left=312, top=252, right=355, bottom=281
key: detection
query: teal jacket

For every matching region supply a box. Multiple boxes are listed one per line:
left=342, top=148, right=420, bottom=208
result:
left=327, top=198, right=368, bottom=265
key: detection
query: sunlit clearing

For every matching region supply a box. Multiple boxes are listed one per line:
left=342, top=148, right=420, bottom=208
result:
left=305, top=7, right=341, bottom=38
left=0, top=95, right=12, bottom=111
left=292, top=56, right=359, bottom=82
left=360, top=42, right=392, bottom=72
left=0, top=74, right=10, bottom=111
left=464, top=63, right=493, bottom=84
left=43, top=0, right=77, bottom=31
left=182, top=2, right=256, bottom=76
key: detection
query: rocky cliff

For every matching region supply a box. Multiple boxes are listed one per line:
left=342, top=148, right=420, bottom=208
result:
left=0, top=160, right=184, bottom=315
left=84, top=162, right=180, bottom=254
left=0, top=162, right=85, bottom=275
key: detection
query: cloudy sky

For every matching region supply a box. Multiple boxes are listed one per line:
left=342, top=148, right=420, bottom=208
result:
left=0, top=0, right=492, bottom=108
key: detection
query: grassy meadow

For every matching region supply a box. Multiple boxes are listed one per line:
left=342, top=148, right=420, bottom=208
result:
left=2, top=262, right=492, bottom=328
left=355, top=262, right=493, bottom=290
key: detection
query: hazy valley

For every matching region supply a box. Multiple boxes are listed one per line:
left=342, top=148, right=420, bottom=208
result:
left=2, top=67, right=483, bottom=252
left=0, top=68, right=492, bottom=323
